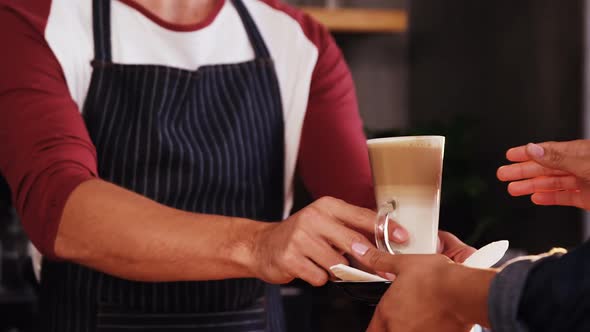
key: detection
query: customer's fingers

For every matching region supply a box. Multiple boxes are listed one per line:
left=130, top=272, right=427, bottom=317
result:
left=506, top=145, right=531, bottom=162
left=497, top=161, right=568, bottom=182
left=507, top=176, right=578, bottom=196
left=531, top=191, right=584, bottom=209
left=505, top=141, right=590, bottom=180
left=437, top=231, right=476, bottom=264
left=526, top=141, right=590, bottom=179
left=354, top=246, right=411, bottom=275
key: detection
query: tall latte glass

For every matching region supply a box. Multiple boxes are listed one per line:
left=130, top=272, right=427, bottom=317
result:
left=368, top=136, right=445, bottom=254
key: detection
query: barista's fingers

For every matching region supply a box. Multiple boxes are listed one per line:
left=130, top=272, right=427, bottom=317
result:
left=387, top=218, right=409, bottom=244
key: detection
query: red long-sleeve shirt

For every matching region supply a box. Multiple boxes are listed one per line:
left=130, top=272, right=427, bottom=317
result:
left=0, top=0, right=375, bottom=258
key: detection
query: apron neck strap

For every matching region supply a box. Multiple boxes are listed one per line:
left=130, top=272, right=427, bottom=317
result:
left=231, top=0, right=272, bottom=59
left=92, top=0, right=113, bottom=62
left=91, top=0, right=272, bottom=63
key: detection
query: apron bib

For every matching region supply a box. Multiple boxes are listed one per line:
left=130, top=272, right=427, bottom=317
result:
left=38, top=0, right=286, bottom=330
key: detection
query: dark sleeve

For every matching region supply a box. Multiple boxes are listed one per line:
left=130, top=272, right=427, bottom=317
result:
left=488, top=242, right=590, bottom=332
left=0, top=4, right=98, bottom=259
left=518, top=241, right=590, bottom=331
left=294, top=14, right=375, bottom=209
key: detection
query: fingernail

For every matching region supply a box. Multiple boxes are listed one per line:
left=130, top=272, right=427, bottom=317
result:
left=392, top=228, right=408, bottom=242
left=352, top=242, right=369, bottom=256
left=385, top=273, right=397, bottom=281
left=437, top=237, right=443, bottom=253
left=527, top=143, right=545, bottom=159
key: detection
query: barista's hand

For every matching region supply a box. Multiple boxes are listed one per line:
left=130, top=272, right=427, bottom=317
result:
left=359, top=248, right=495, bottom=332
left=497, top=140, right=590, bottom=210
left=249, top=197, right=409, bottom=286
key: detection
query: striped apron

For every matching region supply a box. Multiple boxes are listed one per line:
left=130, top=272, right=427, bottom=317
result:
left=38, top=0, right=286, bottom=330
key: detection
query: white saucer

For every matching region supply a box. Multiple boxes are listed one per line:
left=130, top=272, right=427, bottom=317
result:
left=330, top=240, right=510, bottom=282
left=463, top=240, right=510, bottom=269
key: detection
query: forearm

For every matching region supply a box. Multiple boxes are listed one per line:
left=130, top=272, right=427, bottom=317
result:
left=55, top=179, right=267, bottom=282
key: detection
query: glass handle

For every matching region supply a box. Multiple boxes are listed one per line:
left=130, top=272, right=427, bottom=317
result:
left=375, top=199, right=397, bottom=254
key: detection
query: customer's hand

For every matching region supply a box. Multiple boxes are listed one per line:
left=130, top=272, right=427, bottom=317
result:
left=357, top=247, right=496, bottom=332
left=437, top=230, right=476, bottom=263
left=372, top=230, right=475, bottom=285
left=249, top=197, right=409, bottom=286
left=497, top=140, right=590, bottom=210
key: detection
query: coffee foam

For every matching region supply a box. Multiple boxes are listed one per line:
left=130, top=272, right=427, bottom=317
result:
left=367, top=136, right=444, bottom=149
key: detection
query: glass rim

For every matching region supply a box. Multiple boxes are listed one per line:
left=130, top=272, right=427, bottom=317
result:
left=367, top=135, right=445, bottom=146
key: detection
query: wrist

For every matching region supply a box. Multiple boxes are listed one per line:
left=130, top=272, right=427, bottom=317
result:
left=226, top=218, right=273, bottom=278
left=440, top=264, right=498, bottom=327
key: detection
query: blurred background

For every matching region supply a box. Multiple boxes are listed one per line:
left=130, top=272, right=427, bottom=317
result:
left=0, top=0, right=587, bottom=331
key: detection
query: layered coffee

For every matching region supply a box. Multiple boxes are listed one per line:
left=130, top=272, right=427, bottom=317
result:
left=368, top=136, right=445, bottom=254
